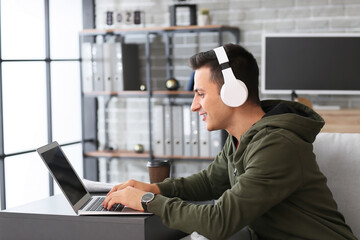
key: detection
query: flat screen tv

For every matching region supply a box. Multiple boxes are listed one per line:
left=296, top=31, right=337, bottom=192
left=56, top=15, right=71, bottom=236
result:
left=261, top=33, right=360, bottom=95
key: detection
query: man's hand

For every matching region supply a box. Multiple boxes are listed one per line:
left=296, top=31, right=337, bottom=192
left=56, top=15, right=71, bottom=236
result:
left=102, top=179, right=160, bottom=211
left=102, top=186, right=145, bottom=211
left=106, top=179, right=160, bottom=196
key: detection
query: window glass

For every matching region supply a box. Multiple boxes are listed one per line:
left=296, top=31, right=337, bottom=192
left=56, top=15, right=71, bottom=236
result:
left=53, top=143, right=83, bottom=195
left=49, top=0, right=83, bottom=59
left=51, top=61, right=81, bottom=144
left=5, top=152, right=49, bottom=209
left=2, top=62, right=48, bottom=154
left=0, top=0, right=45, bottom=59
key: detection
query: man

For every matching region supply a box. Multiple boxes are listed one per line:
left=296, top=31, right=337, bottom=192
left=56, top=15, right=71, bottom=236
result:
left=102, top=44, right=356, bottom=239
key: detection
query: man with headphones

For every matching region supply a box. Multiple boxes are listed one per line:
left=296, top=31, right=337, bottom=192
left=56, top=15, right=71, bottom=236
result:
left=102, top=44, right=356, bottom=240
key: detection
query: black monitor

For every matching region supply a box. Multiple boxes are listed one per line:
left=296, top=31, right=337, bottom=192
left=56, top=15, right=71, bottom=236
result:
left=261, top=33, right=360, bottom=95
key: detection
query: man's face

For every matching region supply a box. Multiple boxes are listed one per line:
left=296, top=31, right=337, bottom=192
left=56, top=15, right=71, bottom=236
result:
left=191, top=66, right=232, bottom=131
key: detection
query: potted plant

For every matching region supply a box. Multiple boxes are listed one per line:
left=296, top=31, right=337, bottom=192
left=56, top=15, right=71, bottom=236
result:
left=198, top=8, right=211, bottom=26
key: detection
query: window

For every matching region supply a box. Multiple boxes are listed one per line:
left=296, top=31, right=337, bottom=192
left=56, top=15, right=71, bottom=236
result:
left=0, top=0, right=83, bottom=209
left=50, top=61, right=82, bottom=143
left=2, top=62, right=48, bottom=154
left=1, top=0, right=46, bottom=60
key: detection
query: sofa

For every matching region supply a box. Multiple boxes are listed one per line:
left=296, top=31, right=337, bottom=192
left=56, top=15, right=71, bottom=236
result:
left=182, top=132, right=360, bottom=240
left=313, top=132, right=360, bottom=238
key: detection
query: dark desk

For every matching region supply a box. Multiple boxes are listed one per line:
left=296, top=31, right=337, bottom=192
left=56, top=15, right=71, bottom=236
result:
left=0, top=194, right=187, bottom=240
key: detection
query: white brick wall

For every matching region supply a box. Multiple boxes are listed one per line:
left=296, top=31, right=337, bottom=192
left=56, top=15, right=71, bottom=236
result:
left=94, top=0, right=360, bottom=181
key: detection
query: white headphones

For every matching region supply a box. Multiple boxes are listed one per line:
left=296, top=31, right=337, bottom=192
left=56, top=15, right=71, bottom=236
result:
left=213, top=46, right=248, bottom=107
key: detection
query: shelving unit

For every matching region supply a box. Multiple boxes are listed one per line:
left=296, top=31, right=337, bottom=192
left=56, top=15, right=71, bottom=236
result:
left=79, top=25, right=240, bottom=181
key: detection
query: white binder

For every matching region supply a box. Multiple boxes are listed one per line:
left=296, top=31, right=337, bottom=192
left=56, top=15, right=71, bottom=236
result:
left=182, top=105, right=191, bottom=156
left=164, top=104, right=172, bottom=156
left=112, top=42, right=124, bottom=92
left=210, top=130, right=222, bottom=157
left=190, top=111, right=199, bottom=157
left=152, top=104, right=165, bottom=156
left=102, top=42, right=114, bottom=92
left=199, top=116, right=210, bottom=157
left=172, top=105, right=184, bottom=156
left=81, top=42, right=93, bottom=92
left=92, top=43, right=105, bottom=91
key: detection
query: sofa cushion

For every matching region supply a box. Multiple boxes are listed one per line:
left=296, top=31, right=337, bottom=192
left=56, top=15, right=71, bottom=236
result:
left=313, top=133, right=360, bottom=238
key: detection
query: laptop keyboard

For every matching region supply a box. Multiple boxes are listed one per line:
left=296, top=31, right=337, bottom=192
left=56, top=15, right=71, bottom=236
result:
left=86, top=197, right=124, bottom=212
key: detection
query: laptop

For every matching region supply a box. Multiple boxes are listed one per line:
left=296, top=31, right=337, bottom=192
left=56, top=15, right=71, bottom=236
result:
left=36, top=141, right=152, bottom=216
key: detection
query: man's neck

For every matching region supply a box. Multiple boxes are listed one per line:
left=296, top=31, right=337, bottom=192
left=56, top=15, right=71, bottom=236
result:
left=226, top=103, right=265, bottom=142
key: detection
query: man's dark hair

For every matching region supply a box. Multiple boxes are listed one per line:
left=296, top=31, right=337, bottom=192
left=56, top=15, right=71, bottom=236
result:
left=189, top=43, right=260, bottom=105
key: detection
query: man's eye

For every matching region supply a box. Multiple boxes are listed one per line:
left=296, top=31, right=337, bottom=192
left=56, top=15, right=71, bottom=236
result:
left=198, top=93, right=204, bottom=97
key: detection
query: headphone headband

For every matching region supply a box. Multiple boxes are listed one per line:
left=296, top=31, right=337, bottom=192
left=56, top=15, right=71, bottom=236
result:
left=214, top=46, right=229, bottom=64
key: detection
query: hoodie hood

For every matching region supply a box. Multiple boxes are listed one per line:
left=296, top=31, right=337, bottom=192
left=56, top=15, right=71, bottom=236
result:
left=244, top=100, right=325, bottom=144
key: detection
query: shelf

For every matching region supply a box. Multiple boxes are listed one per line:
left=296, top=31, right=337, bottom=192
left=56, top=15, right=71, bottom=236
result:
left=83, top=90, right=194, bottom=98
left=85, top=150, right=150, bottom=159
left=154, top=155, right=213, bottom=161
left=166, top=25, right=239, bottom=31
left=152, top=90, right=194, bottom=98
left=85, top=150, right=213, bottom=161
left=83, top=90, right=148, bottom=98
left=80, top=25, right=240, bottom=36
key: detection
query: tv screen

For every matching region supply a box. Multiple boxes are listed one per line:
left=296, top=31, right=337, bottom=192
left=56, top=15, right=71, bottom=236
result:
left=261, top=33, right=360, bottom=95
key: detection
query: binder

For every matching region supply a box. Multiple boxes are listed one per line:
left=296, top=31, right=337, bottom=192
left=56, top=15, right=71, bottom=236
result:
left=164, top=104, right=172, bottom=156
left=210, top=130, right=222, bottom=157
left=115, top=99, right=127, bottom=150
left=107, top=43, right=140, bottom=92
left=199, top=116, right=210, bottom=157
left=112, top=42, right=124, bottom=92
left=102, top=42, right=114, bottom=92
left=121, top=44, right=140, bottom=90
left=81, top=42, right=93, bottom=92
left=171, top=105, right=184, bottom=156
left=190, top=111, right=199, bottom=157
left=92, top=43, right=105, bottom=91
left=152, top=104, right=165, bottom=156
left=182, top=105, right=191, bottom=156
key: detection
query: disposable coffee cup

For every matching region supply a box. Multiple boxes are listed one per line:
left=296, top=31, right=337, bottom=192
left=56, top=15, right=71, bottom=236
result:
left=147, top=160, right=171, bottom=183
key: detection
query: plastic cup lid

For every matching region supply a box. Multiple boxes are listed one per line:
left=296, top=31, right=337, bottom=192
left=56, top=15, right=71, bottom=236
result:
left=147, top=160, right=170, bottom=167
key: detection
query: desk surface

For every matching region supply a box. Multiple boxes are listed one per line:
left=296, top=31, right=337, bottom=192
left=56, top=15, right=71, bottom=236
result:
left=316, top=109, right=360, bottom=133
left=0, top=194, right=186, bottom=240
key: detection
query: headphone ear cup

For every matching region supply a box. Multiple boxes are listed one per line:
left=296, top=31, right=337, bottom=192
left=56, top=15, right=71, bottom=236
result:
left=220, top=78, right=248, bottom=107
left=213, top=46, right=248, bottom=107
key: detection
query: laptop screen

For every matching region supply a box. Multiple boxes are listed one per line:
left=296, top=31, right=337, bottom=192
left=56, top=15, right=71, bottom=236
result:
left=39, top=144, right=88, bottom=205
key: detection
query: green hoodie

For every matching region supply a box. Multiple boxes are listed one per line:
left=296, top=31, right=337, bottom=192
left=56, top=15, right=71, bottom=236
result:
left=149, top=100, right=356, bottom=240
